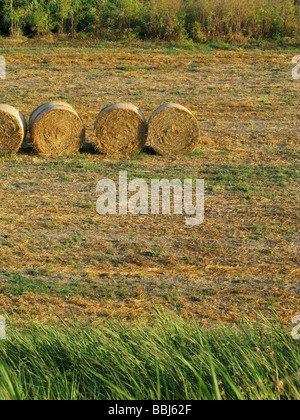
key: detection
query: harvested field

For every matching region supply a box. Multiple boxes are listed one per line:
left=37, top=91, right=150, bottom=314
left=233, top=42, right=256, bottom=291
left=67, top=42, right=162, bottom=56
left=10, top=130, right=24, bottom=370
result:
left=0, top=39, right=299, bottom=328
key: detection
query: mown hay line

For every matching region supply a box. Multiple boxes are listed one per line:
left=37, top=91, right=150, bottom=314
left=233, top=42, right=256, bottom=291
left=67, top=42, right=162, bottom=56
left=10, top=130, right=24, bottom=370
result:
left=0, top=104, right=27, bottom=155
left=94, top=103, right=147, bottom=156
left=147, top=103, right=200, bottom=156
left=29, top=102, right=85, bottom=156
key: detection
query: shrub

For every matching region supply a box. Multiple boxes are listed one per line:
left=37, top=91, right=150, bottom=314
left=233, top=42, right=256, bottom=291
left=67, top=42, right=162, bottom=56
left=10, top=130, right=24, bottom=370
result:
left=98, top=0, right=149, bottom=39
left=147, top=0, right=186, bottom=41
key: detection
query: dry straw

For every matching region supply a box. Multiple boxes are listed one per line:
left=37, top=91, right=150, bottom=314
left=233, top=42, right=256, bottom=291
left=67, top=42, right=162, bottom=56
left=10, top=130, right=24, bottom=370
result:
left=94, top=103, right=147, bottom=156
left=29, top=102, right=85, bottom=156
left=147, top=103, right=200, bottom=156
left=0, top=104, right=27, bottom=155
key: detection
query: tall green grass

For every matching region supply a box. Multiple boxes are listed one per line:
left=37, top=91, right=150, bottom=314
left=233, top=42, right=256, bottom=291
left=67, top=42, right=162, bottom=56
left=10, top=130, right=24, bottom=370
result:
left=0, top=311, right=299, bottom=400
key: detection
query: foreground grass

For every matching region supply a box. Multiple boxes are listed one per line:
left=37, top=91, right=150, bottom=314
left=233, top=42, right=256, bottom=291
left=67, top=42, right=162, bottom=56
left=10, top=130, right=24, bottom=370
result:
left=0, top=311, right=299, bottom=400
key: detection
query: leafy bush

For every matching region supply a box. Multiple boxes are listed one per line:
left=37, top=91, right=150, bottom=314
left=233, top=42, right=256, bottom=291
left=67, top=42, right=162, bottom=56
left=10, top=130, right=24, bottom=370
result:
left=147, top=0, right=186, bottom=41
left=98, top=0, right=149, bottom=39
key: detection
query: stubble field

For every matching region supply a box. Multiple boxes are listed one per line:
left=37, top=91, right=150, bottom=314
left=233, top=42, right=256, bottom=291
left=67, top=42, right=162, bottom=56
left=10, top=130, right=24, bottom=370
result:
left=0, top=39, right=299, bottom=328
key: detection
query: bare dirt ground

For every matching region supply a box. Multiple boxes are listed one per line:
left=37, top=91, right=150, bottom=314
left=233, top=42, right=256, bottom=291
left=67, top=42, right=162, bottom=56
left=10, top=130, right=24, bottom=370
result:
left=0, top=39, right=299, bottom=326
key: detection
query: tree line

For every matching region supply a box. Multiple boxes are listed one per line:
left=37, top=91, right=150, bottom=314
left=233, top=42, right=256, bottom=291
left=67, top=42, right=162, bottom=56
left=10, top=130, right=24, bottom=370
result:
left=0, top=0, right=299, bottom=42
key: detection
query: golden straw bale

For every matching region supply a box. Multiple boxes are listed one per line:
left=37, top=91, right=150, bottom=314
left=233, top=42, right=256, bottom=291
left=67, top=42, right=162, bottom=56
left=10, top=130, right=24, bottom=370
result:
left=0, top=104, right=27, bottom=155
left=147, top=103, right=200, bottom=156
left=94, top=103, right=147, bottom=156
left=29, top=102, right=85, bottom=156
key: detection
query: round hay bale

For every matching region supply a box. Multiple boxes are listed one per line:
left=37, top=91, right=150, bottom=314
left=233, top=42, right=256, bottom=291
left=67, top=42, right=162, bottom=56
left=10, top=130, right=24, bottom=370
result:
left=29, top=101, right=74, bottom=128
left=29, top=102, right=85, bottom=156
left=94, top=103, right=147, bottom=156
left=0, top=104, right=27, bottom=156
left=147, top=103, right=200, bottom=156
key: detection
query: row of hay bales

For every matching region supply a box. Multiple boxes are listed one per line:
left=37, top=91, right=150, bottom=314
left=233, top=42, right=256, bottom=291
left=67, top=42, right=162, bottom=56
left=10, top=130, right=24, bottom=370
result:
left=0, top=102, right=200, bottom=157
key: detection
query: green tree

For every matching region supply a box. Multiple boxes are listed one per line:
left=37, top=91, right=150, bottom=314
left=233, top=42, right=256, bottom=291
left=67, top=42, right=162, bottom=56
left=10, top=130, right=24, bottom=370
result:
left=27, top=0, right=52, bottom=36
